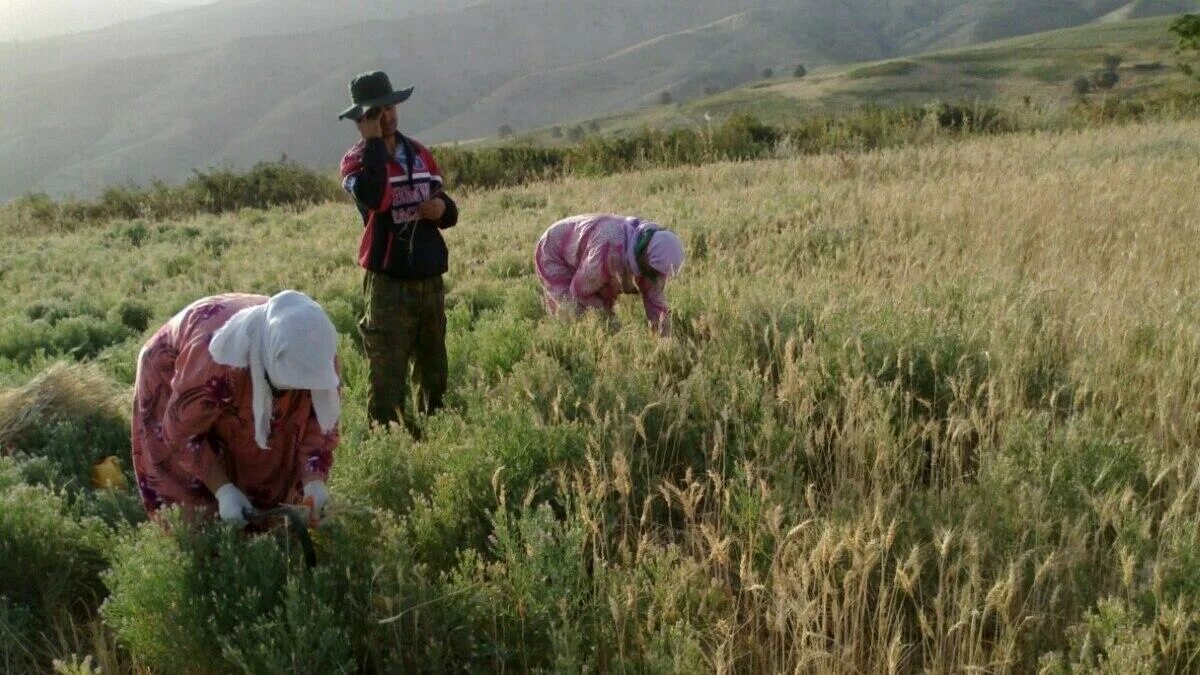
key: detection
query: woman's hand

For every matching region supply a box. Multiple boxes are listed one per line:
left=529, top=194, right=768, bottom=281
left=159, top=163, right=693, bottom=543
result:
left=214, top=483, right=254, bottom=525
left=205, top=461, right=251, bottom=524
left=303, top=480, right=331, bottom=526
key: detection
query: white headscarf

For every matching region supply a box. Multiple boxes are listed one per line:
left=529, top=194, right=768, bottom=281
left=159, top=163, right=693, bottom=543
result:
left=208, top=291, right=341, bottom=450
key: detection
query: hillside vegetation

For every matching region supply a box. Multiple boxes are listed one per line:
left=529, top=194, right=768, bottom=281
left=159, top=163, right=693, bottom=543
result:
left=9, top=84, right=1199, bottom=230
left=523, top=16, right=1194, bottom=139
left=1, top=1, right=1195, bottom=200
left=3, top=115, right=1200, bottom=671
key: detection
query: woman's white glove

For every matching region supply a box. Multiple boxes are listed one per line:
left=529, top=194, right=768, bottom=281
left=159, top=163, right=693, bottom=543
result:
left=303, top=480, right=330, bottom=525
left=214, top=483, right=253, bottom=525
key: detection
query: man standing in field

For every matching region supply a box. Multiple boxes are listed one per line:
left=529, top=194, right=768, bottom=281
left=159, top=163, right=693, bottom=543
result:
left=338, top=71, right=458, bottom=438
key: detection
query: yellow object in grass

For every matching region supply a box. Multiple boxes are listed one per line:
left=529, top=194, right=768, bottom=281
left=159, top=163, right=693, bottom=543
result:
left=91, top=456, right=128, bottom=490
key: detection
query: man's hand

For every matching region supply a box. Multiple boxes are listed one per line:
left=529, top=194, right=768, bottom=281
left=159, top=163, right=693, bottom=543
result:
left=417, top=196, right=446, bottom=221
left=356, top=113, right=383, bottom=140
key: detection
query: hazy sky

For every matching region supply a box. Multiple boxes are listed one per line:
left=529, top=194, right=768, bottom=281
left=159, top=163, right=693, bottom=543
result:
left=0, top=0, right=220, bottom=42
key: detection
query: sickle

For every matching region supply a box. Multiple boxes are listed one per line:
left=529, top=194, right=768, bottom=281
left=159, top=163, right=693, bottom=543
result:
left=244, top=506, right=317, bottom=569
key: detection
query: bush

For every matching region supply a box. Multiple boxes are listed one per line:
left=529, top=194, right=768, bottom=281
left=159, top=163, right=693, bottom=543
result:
left=26, top=298, right=87, bottom=325
left=439, top=114, right=784, bottom=190
left=109, top=300, right=153, bottom=333
left=439, top=505, right=600, bottom=670
left=0, top=479, right=108, bottom=667
left=52, top=318, right=133, bottom=361
left=437, top=145, right=566, bottom=191
left=0, top=598, right=36, bottom=672
left=1069, top=97, right=1148, bottom=126
left=436, top=105, right=1022, bottom=191
left=794, top=64, right=808, bottom=78
left=3, top=160, right=343, bottom=231
left=0, top=96, right=1152, bottom=224
left=0, top=362, right=127, bottom=455
left=0, top=362, right=140, bottom=532
left=1093, top=70, right=1120, bottom=90
left=926, top=101, right=1009, bottom=133
left=103, top=511, right=379, bottom=673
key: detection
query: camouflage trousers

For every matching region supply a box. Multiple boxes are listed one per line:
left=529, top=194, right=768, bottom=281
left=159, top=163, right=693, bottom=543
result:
left=359, top=272, right=448, bottom=436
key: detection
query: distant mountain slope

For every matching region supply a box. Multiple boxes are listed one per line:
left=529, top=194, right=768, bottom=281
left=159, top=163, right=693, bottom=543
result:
left=1100, top=0, right=1199, bottom=20
left=0, top=0, right=475, bottom=87
left=0, top=0, right=1194, bottom=201
left=0, top=0, right=214, bottom=42
left=421, top=6, right=890, bottom=141
left=539, top=16, right=1188, bottom=143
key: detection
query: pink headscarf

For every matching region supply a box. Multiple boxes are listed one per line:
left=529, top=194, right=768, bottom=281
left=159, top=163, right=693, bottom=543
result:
left=623, top=218, right=685, bottom=279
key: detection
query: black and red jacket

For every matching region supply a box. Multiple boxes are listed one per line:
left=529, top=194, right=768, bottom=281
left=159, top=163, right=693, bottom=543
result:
left=340, top=133, right=458, bottom=279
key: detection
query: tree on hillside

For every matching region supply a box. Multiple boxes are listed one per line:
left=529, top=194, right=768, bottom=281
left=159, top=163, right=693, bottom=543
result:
left=567, top=125, right=586, bottom=142
left=1072, top=76, right=1092, bottom=96
left=550, top=126, right=563, bottom=139
left=1102, top=54, right=1123, bottom=72
left=659, top=91, right=674, bottom=105
left=498, top=124, right=514, bottom=138
left=1171, top=13, right=1200, bottom=79
left=762, top=67, right=774, bottom=79
left=794, top=64, right=808, bottom=79
left=1093, top=70, right=1120, bottom=90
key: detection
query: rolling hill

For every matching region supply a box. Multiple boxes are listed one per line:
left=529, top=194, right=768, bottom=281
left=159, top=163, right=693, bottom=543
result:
left=0, top=0, right=215, bottom=42
left=0, top=0, right=1194, bottom=201
left=517, top=15, right=1194, bottom=141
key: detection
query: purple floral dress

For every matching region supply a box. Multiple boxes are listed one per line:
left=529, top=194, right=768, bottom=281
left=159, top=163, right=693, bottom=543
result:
left=131, top=294, right=339, bottom=517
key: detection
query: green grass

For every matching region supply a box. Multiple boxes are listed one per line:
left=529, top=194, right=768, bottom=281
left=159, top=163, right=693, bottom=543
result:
left=845, top=60, right=922, bottom=80
left=4, top=114, right=1200, bottom=670
left=510, top=16, right=1192, bottom=142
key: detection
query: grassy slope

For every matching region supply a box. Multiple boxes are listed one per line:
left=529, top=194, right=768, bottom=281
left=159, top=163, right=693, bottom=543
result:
left=5, top=118, right=1200, bottom=669
left=4, top=5, right=1193, bottom=200
left=507, top=16, right=1192, bottom=142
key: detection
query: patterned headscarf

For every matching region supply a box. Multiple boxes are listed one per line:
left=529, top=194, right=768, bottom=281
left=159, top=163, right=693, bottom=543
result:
left=208, top=291, right=340, bottom=449
left=623, top=218, right=686, bottom=279
left=645, top=229, right=685, bottom=277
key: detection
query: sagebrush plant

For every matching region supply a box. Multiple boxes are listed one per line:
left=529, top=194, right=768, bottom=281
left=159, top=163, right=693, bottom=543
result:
left=0, top=472, right=110, bottom=672
left=3, top=117, right=1200, bottom=671
left=3, top=93, right=1199, bottom=235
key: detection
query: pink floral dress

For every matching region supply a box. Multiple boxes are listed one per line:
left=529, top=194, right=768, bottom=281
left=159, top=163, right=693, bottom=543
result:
left=131, top=294, right=339, bottom=517
left=534, top=214, right=670, bottom=335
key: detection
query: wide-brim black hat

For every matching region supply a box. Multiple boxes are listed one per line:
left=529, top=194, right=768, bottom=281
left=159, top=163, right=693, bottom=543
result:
left=338, top=70, right=414, bottom=121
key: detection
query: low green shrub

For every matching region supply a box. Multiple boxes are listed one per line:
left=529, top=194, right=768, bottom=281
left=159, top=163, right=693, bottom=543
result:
left=103, top=510, right=381, bottom=673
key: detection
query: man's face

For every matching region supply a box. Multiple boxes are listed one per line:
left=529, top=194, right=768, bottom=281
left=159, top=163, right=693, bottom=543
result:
left=379, top=104, right=398, bottom=136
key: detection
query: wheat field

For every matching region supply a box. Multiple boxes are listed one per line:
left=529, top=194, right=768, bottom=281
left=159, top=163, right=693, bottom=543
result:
left=3, top=120, right=1200, bottom=672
